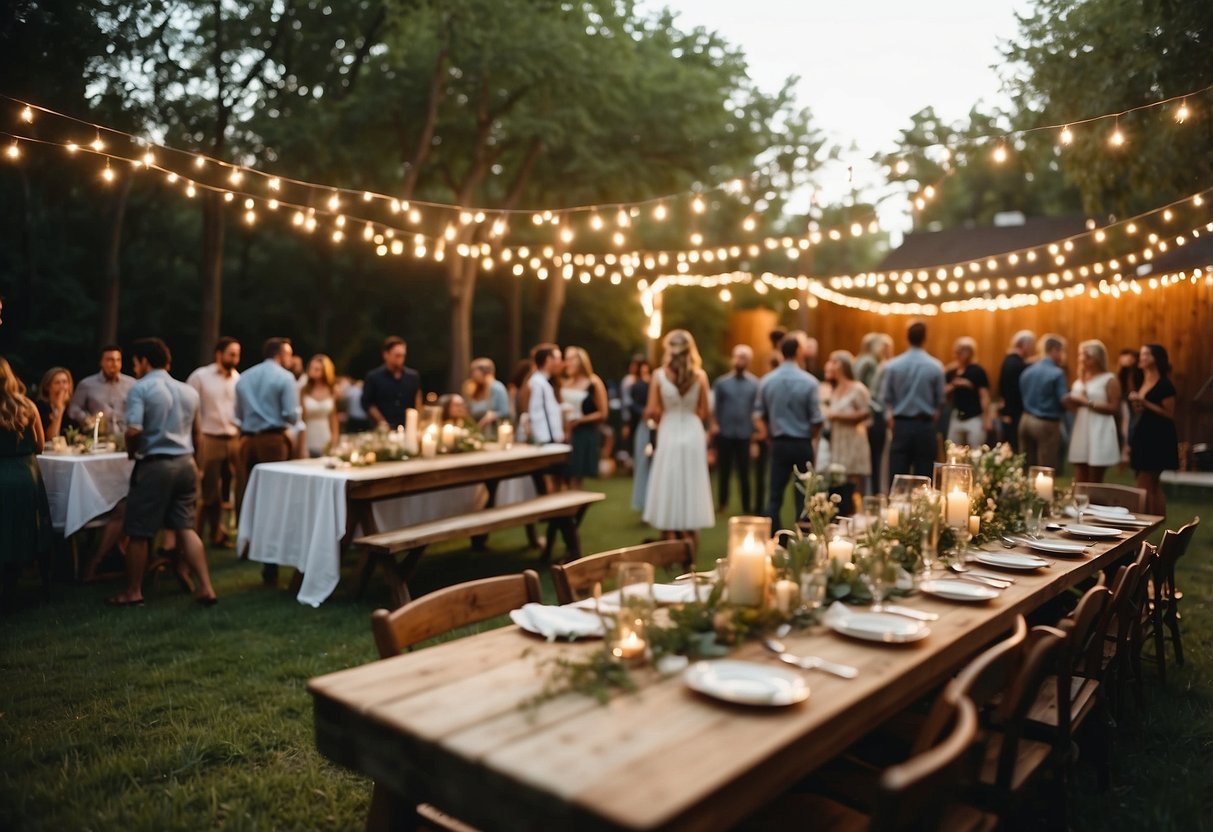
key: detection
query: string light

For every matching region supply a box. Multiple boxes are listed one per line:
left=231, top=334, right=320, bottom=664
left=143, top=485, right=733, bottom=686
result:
left=229, top=169, right=242, bottom=185
left=90, top=134, right=104, bottom=152
left=194, top=156, right=206, bottom=169
left=1059, top=125, right=1073, bottom=146
left=653, top=203, right=667, bottom=221
left=65, top=141, right=78, bottom=153
left=1176, top=100, right=1190, bottom=123
left=992, top=143, right=1008, bottom=164
left=20, top=105, right=33, bottom=123
left=1109, top=120, right=1125, bottom=148
left=691, top=195, right=705, bottom=214
left=5, top=141, right=18, bottom=160
left=101, top=161, right=114, bottom=182
left=742, top=216, right=756, bottom=232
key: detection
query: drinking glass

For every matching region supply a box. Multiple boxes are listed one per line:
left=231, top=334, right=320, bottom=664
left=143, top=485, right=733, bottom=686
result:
left=1024, top=502, right=1044, bottom=538
left=800, top=568, right=828, bottom=615
left=890, top=474, right=931, bottom=504
left=616, top=562, right=655, bottom=610
left=860, top=495, right=887, bottom=535
left=1074, top=493, right=1090, bottom=525
left=860, top=545, right=894, bottom=613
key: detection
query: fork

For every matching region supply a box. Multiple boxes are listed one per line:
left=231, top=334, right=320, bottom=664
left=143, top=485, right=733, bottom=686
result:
left=762, top=637, right=858, bottom=679
left=948, top=562, right=1012, bottom=588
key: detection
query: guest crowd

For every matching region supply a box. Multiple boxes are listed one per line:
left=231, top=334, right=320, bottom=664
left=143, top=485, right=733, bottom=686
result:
left=0, top=316, right=1184, bottom=605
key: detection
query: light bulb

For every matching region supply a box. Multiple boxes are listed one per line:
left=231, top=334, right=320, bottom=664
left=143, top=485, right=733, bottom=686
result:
left=142, top=151, right=155, bottom=166
left=1176, top=101, right=1189, bottom=123
left=229, top=169, right=242, bottom=184
left=1059, top=126, right=1073, bottom=145
left=102, top=164, right=115, bottom=182
left=185, top=183, right=196, bottom=198
left=194, top=156, right=206, bottom=169
left=244, top=210, right=256, bottom=225
left=408, top=208, right=421, bottom=224
left=992, top=144, right=1008, bottom=164
left=1109, top=127, right=1125, bottom=147
left=90, top=136, right=105, bottom=152
left=332, top=230, right=344, bottom=243
left=654, top=203, right=667, bottom=221
left=532, top=213, right=543, bottom=225
left=20, top=105, right=33, bottom=123
left=362, top=191, right=373, bottom=202
left=5, top=142, right=18, bottom=160
left=616, top=208, right=629, bottom=227
left=267, top=199, right=278, bottom=210
left=327, top=193, right=340, bottom=211
left=718, top=288, right=732, bottom=302
left=66, top=142, right=78, bottom=153
left=742, top=216, right=756, bottom=232
left=691, top=195, right=705, bottom=214
left=690, top=232, right=703, bottom=246
left=590, top=213, right=604, bottom=231
left=243, top=198, right=254, bottom=209
left=560, top=227, right=574, bottom=243
left=223, top=192, right=234, bottom=202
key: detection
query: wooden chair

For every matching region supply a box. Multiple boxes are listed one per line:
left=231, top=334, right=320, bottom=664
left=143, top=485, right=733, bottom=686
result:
left=550, top=540, right=694, bottom=605
left=1025, top=578, right=1112, bottom=791
left=1072, top=482, right=1147, bottom=513
left=742, top=697, right=989, bottom=832
left=1091, top=547, right=1149, bottom=719
left=370, top=570, right=542, bottom=658
left=366, top=570, right=542, bottom=832
left=1146, top=517, right=1200, bottom=682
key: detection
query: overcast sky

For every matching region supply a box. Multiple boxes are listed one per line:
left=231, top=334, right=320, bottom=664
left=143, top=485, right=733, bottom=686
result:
left=653, top=0, right=1030, bottom=231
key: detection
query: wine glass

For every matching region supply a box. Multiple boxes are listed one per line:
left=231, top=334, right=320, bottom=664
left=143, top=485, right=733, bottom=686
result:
left=860, top=544, right=894, bottom=613
left=1074, top=492, right=1090, bottom=525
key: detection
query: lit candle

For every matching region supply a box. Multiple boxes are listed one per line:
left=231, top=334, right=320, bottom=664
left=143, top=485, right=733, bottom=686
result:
left=612, top=628, right=646, bottom=661
left=92, top=411, right=103, bottom=447
left=726, top=532, right=768, bottom=607
left=945, top=486, right=969, bottom=528
left=1034, top=472, right=1054, bottom=502
left=886, top=506, right=901, bottom=529
left=404, top=408, right=419, bottom=454
left=421, top=429, right=438, bottom=459
left=774, top=579, right=799, bottom=615
left=827, top=537, right=855, bottom=567
left=441, top=423, right=457, bottom=451
left=968, top=514, right=981, bottom=536
left=498, top=422, right=514, bottom=449
left=350, top=451, right=361, bottom=465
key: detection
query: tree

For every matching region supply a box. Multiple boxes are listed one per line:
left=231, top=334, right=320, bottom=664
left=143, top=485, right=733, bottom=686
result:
left=1003, top=0, right=1213, bottom=215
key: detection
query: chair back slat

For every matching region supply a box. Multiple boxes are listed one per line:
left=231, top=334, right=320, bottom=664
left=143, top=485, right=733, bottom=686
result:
left=869, top=697, right=979, bottom=832
left=913, top=617, right=1027, bottom=755
left=1072, top=483, right=1147, bottom=513
left=1053, top=580, right=1111, bottom=742
left=1156, top=516, right=1201, bottom=597
left=551, top=540, right=694, bottom=605
left=371, top=570, right=543, bottom=658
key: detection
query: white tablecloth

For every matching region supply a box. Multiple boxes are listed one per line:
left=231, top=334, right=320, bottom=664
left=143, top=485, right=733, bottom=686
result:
left=237, top=458, right=536, bottom=607
left=36, top=452, right=133, bottom=536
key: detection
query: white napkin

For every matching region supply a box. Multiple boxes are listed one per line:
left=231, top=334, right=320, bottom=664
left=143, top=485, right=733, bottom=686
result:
left=1088, top=503, right=1131, bottom=515
left=1065, top=505, right=1139, bottom=522
left=569, top=582, right=711, bottom=612
left=511, top=603, right=605, bottom=641
left=822, top=601, right=853, bottom=628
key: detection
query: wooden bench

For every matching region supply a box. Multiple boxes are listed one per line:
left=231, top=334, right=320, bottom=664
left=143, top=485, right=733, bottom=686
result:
left=353, top=490, right=605, bottom=608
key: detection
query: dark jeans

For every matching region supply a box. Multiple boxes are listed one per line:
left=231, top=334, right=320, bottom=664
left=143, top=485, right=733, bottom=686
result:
left=867, top=411, right=886, bottom=494
left=716, top=436, right=751, bottom=510
left=767, top=437, right=814, bottom=532
left=752, top=441, right=768, bottom=515
left=1001, top=413, right=1021, bottom=454
left=889, top=419, right=936, bottom=480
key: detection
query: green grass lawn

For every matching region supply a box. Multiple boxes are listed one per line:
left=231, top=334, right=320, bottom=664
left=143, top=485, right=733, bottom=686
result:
left=1, top=472, right=1210, bottom=831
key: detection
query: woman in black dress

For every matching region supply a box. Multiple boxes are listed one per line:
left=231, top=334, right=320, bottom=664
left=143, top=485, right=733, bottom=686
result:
left=1128, top=343, right=1179, bottom=515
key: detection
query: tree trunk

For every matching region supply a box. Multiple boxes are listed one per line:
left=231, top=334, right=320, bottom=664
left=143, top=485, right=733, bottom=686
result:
left=506, top=275, right=522, bottom=367
left=99, top=173, right=133, bottom=348
left=447, top=254, right=476, bottom=391
left=197, top=190, right=226, bottom=365
left=538, top=276, right=566, bottom=344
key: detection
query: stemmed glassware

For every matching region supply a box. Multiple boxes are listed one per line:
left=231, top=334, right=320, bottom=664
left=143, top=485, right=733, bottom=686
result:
left=1074, top=492, right=1090, bottom=525
left=859, top=543, right=895, bottom=613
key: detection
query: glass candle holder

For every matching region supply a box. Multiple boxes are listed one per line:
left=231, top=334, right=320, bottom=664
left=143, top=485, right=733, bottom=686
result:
left=825, top=522, right=856, bottom=568
left=937, top=464, right=974, bottom=530
left=890, top=474, right=932, bottom=504
left=859, top=494, right=887, bottom=535
left=726, top=516, right=771, bottom=607
left=610, top=612, right=648, bottom=663
left=917, top=487, right=942, bottom=572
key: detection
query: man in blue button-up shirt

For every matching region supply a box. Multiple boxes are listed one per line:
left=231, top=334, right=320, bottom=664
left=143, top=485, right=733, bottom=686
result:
left=758, top=338, right=823, bottom=530
left=109, top=337, right=217, bottom=607
left=881, top=321, right=946, bottom=482
left=234, top=337, right=301, bottom=586
left=1018, top=334, right=1069, bottom=469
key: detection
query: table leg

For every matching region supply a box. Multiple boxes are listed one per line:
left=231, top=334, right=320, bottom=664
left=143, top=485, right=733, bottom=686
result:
left=352, top=502, right=381, bottom=599
left=367, top=782, right=420, bottom=832
left=471, top=479, right=501, bottom=551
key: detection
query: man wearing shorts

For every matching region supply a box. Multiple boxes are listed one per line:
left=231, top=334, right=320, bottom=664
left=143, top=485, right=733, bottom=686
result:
left=107, top=337, right=217, bottom=607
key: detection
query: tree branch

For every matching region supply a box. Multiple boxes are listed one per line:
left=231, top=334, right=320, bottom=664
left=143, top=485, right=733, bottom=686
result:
left=400, top=45, right=449, bottom=199
left=333, top=4, right=388, bottom=101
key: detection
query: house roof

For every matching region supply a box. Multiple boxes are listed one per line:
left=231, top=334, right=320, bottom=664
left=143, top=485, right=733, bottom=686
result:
left=877, top=217, right=1091, bottom=271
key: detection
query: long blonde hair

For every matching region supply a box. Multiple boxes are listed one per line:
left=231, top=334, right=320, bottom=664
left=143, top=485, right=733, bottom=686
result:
left=0, top=356, right=34, bottom=437
left=301, top=354, right=336, bottom=397
left=662, top=329, right=702, bottom=393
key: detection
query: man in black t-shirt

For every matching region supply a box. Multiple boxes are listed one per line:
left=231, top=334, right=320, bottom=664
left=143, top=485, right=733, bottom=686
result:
left=362, top=336, right=422, bottom=429
left=945, top=336, right=991, bottom=448
left=997, top=330, right=1036, bottom=452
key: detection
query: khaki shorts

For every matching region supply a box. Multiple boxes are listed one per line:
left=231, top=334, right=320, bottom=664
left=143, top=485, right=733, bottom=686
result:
left=125, top=455, right=198, bottom=539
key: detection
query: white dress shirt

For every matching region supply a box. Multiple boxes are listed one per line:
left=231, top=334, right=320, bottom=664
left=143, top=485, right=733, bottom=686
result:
left=187, top=362, right=241, bottom=436
left=527, top=371, right=565, bottom=443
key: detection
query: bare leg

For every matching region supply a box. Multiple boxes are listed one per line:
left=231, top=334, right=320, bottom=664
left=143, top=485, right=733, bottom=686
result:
left=1072, top=463, right=1090, bottom=484
left=569, top=477, right=583, bottom=490
left=111, top=538, right=150, bottom=603
left=82, top=507, right=127, bottom=581
left=176, top=529, right=216, bottom=601
left=1088, top=465, right=1107, bottom=484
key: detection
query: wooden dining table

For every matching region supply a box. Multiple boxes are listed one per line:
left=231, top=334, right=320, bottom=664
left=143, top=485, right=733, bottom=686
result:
left=309, top=517, right=1162, bottom=831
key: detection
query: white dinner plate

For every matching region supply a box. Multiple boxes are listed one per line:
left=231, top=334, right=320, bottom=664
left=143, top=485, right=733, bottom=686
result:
left=1062, top=524, right=1124, bottom=539
left=1016, top=538, right=1090, bottom=556
left=919, top=579, right=1001, bottom=602
left=830, top=612, right=930, bottom=643
left=683, top=660, right=810, bottom=706
left=972, top=552, right=1050, bottom=571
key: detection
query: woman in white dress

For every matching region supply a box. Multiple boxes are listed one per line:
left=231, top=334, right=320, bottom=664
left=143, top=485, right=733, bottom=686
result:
left=300, top=354, right=339, bottom=458
left=1064, top=339, right=1121, bottom=483
left=643, top=330, right=715, bottom=553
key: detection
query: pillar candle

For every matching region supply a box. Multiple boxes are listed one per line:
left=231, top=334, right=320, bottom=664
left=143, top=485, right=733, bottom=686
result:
left=774, top=579, right=799, bottom=615
left=1034, top=472, right=1054, bottom=502
left=886, top=506, right=901, bottom=528
left=945, top=486, right=969, bottom=528
left=968, top=514, right=981, bottom=536
left=421, top=429, right=438, bottom=459
left=726, top=533, right=768, bottom=607
left=498, top=422, right=514, bottom=449
left=827, top=538, right=854, bottom=567
left=404, top=408, right=419, bottom=454
left=441, top=423, right=457, bottom=451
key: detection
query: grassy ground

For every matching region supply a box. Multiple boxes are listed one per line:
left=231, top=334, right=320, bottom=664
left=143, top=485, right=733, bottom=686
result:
left=1, top=471, right=1209, bottom=831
